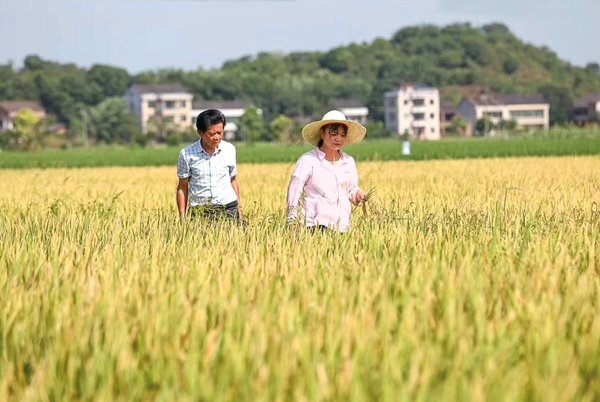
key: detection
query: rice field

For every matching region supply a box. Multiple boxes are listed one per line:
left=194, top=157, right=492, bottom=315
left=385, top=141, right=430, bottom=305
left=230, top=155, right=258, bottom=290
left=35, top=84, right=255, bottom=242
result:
left=1, top=156, right=599, bottom=401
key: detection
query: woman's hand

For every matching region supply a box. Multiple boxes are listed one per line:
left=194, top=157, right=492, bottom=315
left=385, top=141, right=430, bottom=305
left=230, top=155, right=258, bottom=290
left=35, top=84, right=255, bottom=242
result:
left=352, top=190, right=367, bottom=206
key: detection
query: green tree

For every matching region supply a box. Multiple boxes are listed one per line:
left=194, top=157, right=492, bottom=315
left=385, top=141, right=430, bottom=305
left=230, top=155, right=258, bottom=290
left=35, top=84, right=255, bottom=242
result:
left=147, top=116, right=175, bottom=143
left=88, top=98, right=140, bottom=144
left=269, top=114, right=294, bottom=143
left=449, top=116, right=469, bottom=136
left=237, top=106, right=264, bottom=143
left=14, top=108, right=43, bottom=150
left=537, top=85, right=572, bottom=125
left=503, top=57, right=520, bottom=75
left=475, top=116, right=494, bottom=136
left=87, top=64, right=131, bottom=98
left=498, top=119, right=518, bottom=131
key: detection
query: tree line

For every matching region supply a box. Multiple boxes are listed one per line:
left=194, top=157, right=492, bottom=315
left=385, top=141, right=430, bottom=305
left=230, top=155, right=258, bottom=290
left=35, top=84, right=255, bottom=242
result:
left=1, top=22, right=599, bottom=148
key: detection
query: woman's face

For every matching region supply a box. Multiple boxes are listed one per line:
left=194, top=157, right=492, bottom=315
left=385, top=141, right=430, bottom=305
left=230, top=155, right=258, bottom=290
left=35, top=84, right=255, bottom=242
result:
left=320, top=124, right=348, bottom=151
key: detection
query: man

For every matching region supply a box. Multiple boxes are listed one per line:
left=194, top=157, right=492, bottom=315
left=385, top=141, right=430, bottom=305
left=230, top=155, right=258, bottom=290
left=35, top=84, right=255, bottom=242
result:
left=176, top=109, right=241, bottom=221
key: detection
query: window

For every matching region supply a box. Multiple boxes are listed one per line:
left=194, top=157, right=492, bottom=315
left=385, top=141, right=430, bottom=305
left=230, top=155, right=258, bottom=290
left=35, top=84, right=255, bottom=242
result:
left=403, top=100, right=409, bottom=105
left=413, top=113, right=425, bottom=120
left=509, top=109, right=544, bottom=118
left=413, top=99, right=424, bottom=106
left=431, top=128, right=435, bottom=133
left=483, top=111, right=502, bottom=119
left=430, top=113, right=434, bottom=119
left=180, top=101, right=186, bottom=108
left=148, top=101, right=156, bottom=108
left=430, top=99, right=434, bottom=105
left=165, top=101, right=175, bottom=109
left=180, top=115, right=187, bottom=122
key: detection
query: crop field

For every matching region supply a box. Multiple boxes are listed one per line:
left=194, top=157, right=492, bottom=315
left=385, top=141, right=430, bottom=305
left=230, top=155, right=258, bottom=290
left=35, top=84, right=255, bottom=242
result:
left=1, top=156, right=599, bottom=401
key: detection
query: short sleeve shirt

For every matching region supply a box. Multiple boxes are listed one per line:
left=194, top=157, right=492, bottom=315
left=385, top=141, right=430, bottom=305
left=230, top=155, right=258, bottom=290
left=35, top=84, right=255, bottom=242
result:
left=177, top=140, right=238, bottom=207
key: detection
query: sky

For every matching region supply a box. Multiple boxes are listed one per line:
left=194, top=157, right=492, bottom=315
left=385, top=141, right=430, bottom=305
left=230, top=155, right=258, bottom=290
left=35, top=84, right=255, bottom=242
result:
left=1, top=0, right=599, bottom=74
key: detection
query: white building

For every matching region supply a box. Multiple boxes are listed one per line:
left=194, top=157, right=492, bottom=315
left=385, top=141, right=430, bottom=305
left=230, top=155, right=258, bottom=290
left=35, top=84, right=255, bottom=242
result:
left=329, top=98, right=369, bottom=124
left=384, top=84, right=440, bottom=140
left=458, top=94, right=549, bottom=134
left=124, top=84, right=193, bottom=133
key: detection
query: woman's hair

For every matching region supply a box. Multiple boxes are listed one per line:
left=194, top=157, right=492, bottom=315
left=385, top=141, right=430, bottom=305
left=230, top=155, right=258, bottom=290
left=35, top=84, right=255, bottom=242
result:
left=196, top=109, right=227, bottom=132
left=318, top=123, right=347, bottom=147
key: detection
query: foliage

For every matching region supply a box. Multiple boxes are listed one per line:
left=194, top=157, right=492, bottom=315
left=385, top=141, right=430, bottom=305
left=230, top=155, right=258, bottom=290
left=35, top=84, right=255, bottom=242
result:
left=87, top=97, right=140, bottom=144
left=237, top=106, right=264, bottom=142
left=475, top=116, right=494, bottom=136
left=537, top=85, right=573, bottom=125
left=498, top=119, right=518, bottom=131
left=364, top=121, right=394, bottom=139
left=1, top=22, right=600, bottom=140
left=448, top=115, right=469, bottom=136
left=87, top=64, right=131, bottom=98
left=269, top=114, right=295, bottom=143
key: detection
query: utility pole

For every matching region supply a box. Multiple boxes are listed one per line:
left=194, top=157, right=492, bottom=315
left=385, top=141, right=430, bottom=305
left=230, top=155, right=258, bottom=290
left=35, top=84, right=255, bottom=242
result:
left=80, top=110, right=88, bottom=148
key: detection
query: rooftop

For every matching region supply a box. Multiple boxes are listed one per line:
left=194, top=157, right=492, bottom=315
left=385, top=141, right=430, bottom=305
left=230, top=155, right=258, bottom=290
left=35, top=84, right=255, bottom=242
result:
left=467, top=94, right=547, bottom=106
left=0, top=101, right=45, bottom=113
left=133, top=84, right=189, bottom=94
left=572, top=92, right=600, bottom=108
left=329, top=98, right=366, bottom=109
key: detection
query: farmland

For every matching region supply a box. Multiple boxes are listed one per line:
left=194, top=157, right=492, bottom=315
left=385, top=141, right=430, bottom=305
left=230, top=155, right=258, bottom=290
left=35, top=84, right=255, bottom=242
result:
left=1, top=156, right=599, bottom=401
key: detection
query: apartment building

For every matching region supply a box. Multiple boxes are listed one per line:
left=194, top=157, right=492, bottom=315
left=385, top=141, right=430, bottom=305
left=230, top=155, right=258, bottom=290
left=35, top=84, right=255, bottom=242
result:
left=570, top=92, right=600, bottom=125
left=384, top=84, right=440, bottom=140
left=191, top=100, right=253, bottom=140
left=0, top=101, right=46, bottom=131
left=458, top=94, right=549, bottom=134
left=329, top=98, right=369, bottom=124
left=124, top=84, right=193, bottom=133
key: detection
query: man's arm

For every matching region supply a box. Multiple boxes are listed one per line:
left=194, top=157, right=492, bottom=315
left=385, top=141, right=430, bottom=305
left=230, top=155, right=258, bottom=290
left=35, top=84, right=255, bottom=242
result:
left=177, top=177, right=189, bottom=219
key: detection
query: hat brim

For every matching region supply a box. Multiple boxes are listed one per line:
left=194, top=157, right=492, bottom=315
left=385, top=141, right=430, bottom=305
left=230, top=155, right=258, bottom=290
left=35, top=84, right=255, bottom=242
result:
left=302, top=119, right=366, bottom=146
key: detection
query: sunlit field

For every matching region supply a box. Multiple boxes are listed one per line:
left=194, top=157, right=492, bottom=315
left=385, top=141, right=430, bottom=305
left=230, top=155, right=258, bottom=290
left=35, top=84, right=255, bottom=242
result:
left=1, top=156, right=599, bottom=401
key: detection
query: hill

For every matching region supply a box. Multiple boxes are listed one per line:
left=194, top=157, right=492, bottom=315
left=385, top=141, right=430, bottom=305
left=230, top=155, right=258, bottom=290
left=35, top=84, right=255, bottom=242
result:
left=1, top=22, right=599, bottom=130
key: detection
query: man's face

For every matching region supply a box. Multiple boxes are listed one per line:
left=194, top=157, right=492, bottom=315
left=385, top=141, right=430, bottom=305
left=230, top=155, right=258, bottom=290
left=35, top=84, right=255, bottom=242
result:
left=198, top=122, right=224, bottom=149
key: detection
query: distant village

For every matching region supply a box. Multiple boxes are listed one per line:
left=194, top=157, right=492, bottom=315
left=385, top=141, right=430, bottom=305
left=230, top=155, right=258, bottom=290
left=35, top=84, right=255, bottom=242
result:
left=1, top=83, right=599, bottom=142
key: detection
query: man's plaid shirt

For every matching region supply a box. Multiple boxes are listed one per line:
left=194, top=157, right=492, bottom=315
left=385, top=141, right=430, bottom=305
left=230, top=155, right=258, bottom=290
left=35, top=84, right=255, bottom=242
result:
left=177, top=140, right=238, bottom=207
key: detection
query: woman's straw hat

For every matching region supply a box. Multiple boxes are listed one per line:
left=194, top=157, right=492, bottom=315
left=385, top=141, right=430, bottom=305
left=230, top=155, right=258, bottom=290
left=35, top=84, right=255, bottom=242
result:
left=302, top=110, right=366, bottom=146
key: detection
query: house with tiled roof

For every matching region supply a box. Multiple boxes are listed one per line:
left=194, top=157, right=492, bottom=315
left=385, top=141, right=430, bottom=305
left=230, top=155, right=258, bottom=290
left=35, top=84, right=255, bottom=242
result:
left=0, top=101, right=46, bottom=131
left=570, top=92, right=600, bottom=125
left=458, top=94, right=549, bottom=134
left=124, top=84, right=193, bottom=133
left=328, top=98, right=369, bottom=124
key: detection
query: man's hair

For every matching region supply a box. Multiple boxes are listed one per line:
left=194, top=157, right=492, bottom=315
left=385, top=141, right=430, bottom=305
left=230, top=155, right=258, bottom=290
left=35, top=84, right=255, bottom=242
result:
left=196, top=109, right=227, bottom=132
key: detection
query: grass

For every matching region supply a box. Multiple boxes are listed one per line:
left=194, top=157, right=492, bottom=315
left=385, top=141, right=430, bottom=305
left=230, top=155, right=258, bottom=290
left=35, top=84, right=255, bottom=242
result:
left=0, top=134, right=599, bottom=169
left=1, top=157, right=599, bottom=401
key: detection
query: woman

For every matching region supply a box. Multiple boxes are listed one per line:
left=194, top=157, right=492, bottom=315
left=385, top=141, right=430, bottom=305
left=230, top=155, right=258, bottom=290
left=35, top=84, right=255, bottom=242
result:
left=286, top=110, right=367, bottom=232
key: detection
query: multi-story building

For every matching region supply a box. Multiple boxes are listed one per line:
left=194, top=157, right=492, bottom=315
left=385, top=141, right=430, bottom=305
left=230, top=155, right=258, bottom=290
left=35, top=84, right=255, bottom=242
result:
left=570, top=92, right=600, bottom=125
left=458, top=94, right=549, bottom=134
left=0, top=101, right=46, bottom=131
left=124, top=84, right=193, bottom=133
left=384, top=84, right=440, bottom=140
left=329, top=98, right=369, bottom=124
